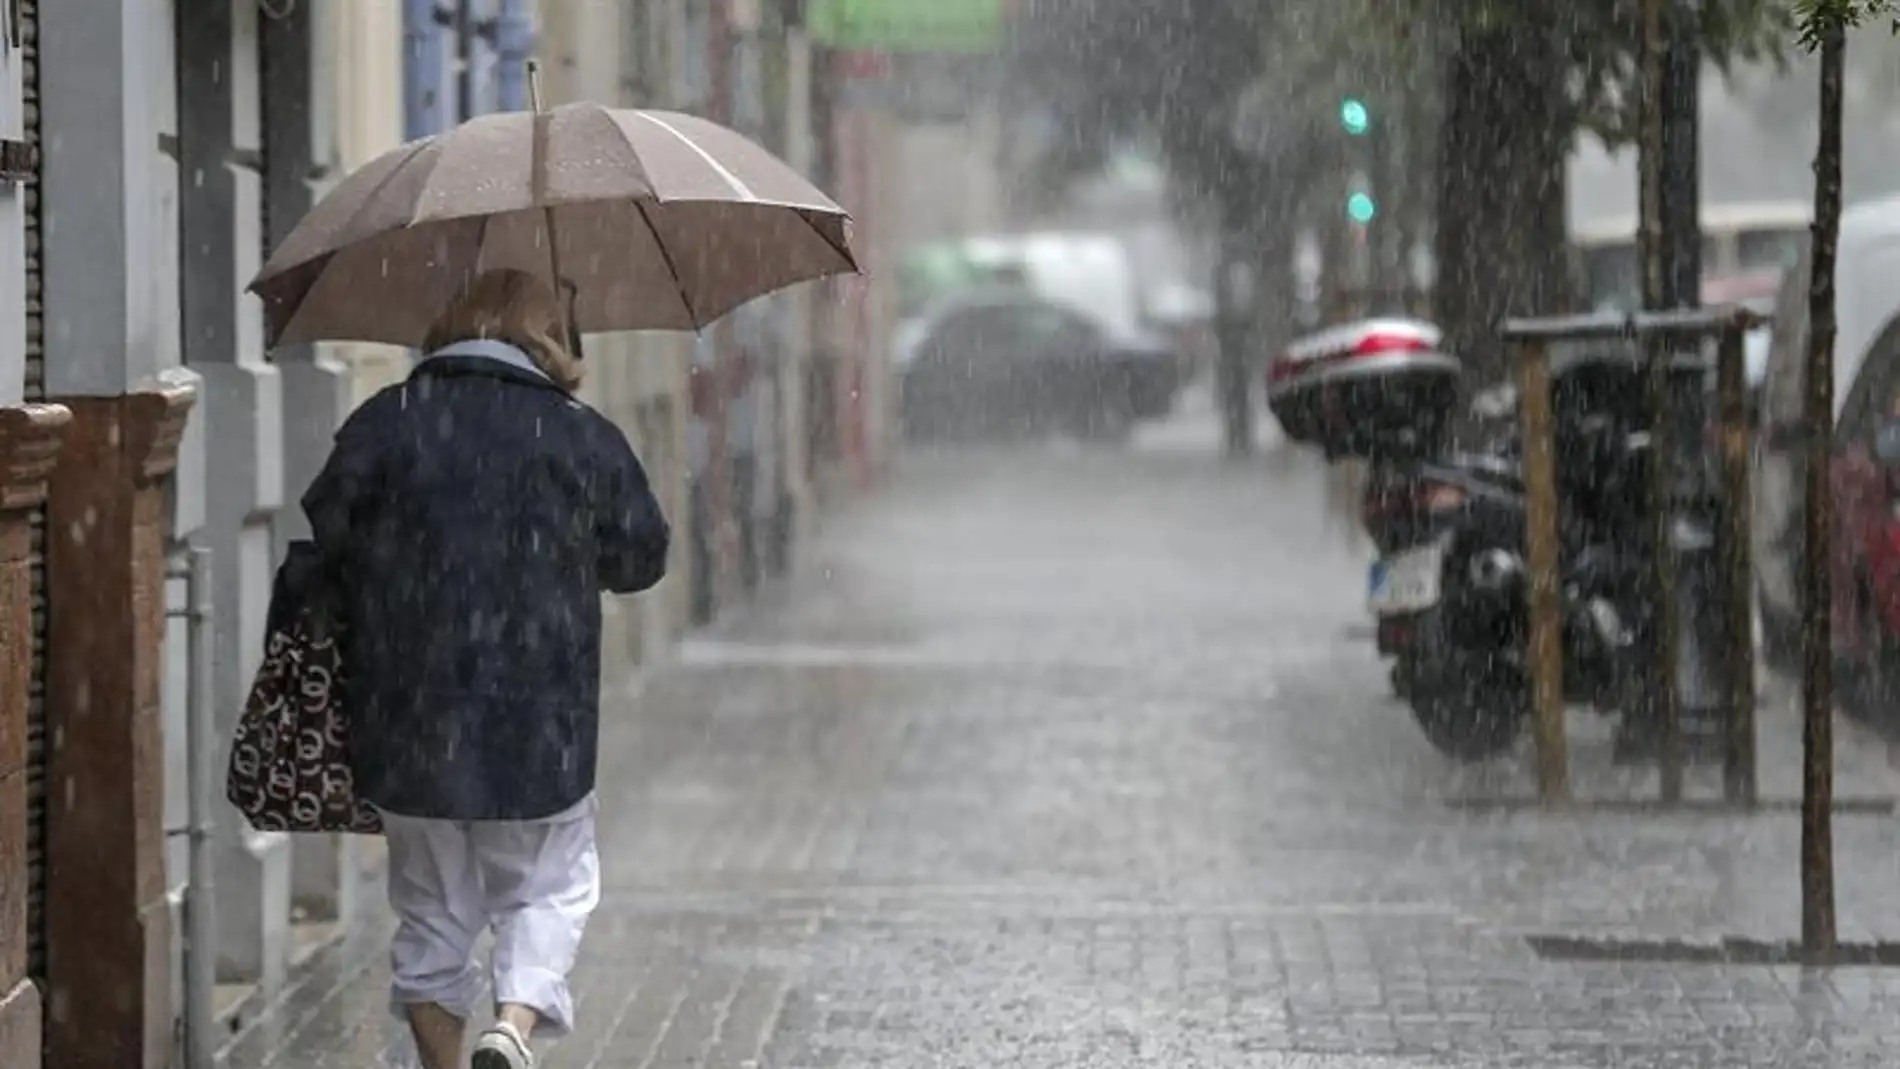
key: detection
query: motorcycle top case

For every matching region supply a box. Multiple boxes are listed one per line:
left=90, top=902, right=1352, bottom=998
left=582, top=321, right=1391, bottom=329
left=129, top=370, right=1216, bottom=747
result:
left=1266, top=318, right=1462, bottom=460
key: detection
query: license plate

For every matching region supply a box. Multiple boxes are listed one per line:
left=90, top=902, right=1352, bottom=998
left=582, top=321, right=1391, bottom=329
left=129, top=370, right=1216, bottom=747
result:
left=1369, top=541, right=1445, bottom=615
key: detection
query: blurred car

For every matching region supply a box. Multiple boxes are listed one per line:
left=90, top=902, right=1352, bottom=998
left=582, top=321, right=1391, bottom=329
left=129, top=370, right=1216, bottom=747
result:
left=1753, top=192, right=1900, bottom=729
left=897, top=287, right=1182, bottom=442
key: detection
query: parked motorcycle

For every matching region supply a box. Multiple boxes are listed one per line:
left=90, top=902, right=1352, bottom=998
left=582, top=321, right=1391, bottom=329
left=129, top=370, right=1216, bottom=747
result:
left=1269, top=319, right=1727, bottom=761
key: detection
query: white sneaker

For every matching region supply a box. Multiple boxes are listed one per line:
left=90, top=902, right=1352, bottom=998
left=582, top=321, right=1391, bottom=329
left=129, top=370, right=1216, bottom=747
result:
left=470, top=1021, right=535, bottom=1069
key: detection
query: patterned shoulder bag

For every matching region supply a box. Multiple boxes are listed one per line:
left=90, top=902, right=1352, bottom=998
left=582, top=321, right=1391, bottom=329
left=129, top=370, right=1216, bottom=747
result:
left=224, top=541, right=382, bottom=834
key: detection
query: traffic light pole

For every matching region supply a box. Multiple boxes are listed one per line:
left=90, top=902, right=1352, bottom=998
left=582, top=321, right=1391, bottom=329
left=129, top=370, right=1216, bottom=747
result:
left=1372, top=97, right=1412, bottom=313
left=1338, top=96, right=1385, bottom=317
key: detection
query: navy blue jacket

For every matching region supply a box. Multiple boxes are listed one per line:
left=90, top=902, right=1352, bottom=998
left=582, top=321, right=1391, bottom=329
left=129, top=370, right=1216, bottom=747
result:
left=303, top=349, right=670, bottom=821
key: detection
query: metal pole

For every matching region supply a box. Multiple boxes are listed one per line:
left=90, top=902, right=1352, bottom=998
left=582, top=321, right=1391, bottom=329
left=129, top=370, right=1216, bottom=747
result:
left=181, top=545, right=217, bottom=1069
left=1715, top=322, right=1757, bottom=803
left=525, top=60, right=567, bottom=326
left=1517, top=340, right=1569, bottom=801
left=1319, top=180, right=1349, bottom=323
left=1371, top=96, right=1405, bottom=311
left=1801, top=17, right=1846, bottom=964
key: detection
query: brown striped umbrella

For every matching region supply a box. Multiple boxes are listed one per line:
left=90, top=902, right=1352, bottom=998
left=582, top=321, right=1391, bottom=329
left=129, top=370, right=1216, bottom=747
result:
left=249, top=100, right=858, bottom=349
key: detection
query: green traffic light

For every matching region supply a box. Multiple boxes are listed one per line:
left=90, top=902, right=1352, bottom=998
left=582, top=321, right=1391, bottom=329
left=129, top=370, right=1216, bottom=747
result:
left=1347, top=192, right=1376, bottom=223
left=1340, top=98, right=1369, bottom=135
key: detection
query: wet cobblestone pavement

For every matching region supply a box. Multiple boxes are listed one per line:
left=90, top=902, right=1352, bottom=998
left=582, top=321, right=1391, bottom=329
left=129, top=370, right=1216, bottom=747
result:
left=230, top=414, right=1900, bottom=1067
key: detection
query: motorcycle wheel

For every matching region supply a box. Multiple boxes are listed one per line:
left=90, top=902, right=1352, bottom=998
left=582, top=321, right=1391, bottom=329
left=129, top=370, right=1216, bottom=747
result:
left=1389, top=662, right=1411, bottom=701
left=1066, top=391, right=1135, bottom=444
left=1403, top=652, right=1528, bottom=761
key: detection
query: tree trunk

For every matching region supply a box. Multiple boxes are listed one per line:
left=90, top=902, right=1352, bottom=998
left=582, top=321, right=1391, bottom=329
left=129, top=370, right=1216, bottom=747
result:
left=1660, top=3, right=1702, bottom=308
left=1213, top=150, right=1303, bottom=458
left=1432, top=23, right=1570, bottom=388
left=1639, top=0, right=1667, bottom=313
left=1636, top=0, right=1688, bottom=800
left=1800, top=17, right=1845, bottom=966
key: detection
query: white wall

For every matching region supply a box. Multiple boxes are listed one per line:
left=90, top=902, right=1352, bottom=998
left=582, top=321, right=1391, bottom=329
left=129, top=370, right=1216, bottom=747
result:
left=39, top=0, right=185, bottom=396
left=890, top=111, right=1006, bottom=248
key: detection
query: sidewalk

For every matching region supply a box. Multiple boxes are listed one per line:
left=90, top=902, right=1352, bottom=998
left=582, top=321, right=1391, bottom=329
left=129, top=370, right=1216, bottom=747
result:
left=225, top=438, right=1900, bottom=1068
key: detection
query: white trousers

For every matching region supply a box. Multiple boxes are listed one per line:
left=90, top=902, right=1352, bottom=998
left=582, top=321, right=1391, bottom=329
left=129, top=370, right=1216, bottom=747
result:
left=379, top=794, right=600, bottom=1038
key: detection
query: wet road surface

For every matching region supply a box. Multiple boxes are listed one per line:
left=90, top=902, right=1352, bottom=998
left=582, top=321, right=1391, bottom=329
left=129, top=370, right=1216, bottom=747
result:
left=230, top=406, right=1900, bottom=1068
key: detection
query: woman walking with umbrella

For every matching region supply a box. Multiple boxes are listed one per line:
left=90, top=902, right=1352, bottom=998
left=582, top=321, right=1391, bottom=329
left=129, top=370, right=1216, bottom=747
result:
left=303, top=266, right=668, bottom=1068
left=251, top=72, right=859, bottom=1069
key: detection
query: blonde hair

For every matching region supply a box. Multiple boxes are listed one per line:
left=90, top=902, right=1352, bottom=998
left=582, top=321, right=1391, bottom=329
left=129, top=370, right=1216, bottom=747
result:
left=423, top=269, right=585, bottom=392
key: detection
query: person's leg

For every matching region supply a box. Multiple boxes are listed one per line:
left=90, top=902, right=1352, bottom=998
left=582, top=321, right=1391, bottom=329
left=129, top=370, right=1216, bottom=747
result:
left=734, top=455, right=759, bottom=591
left=467, top=795, right=602, bottom=1064
left=381, top=810, right=486, bottom=1069
left=405, top=1002, right=467, bottom=1069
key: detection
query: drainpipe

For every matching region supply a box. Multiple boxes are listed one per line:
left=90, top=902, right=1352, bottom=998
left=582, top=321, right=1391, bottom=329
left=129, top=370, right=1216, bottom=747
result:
left=705, top=0, right=739, bottom=612
left=455, top=0, right=475, bottom=121
left=403, top=0, right=446, bottom=138
left=843, top=94, right=871, bottom=488
left=784, top=7, right=813, bottom=177
left=782, top=1, right=815, bottom=552
left=173, top=545, right=217, bottom=1069
left=495, top=0, right=533, bottom=110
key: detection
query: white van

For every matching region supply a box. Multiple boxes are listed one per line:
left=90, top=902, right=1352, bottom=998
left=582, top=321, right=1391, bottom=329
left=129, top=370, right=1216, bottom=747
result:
left=1753, top=192, right=1900, bottom=658
left=1572, top=200, right=1809, bottom=311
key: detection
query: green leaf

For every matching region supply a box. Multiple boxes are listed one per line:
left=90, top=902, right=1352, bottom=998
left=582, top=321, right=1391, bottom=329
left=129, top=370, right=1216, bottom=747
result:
left=1793, top=0, right=1900, bottom=49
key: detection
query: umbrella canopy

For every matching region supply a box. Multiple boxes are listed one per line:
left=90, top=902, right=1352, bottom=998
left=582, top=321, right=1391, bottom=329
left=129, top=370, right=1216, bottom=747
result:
left=250, top=103, right=859, bottom=348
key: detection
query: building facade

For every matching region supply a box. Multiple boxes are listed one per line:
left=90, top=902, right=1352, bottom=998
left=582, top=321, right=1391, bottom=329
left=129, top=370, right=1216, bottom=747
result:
left=4, top=2, right=201, bottom=1067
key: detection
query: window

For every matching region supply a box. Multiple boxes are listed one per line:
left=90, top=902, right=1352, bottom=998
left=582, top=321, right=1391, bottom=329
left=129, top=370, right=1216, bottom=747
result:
left=1582, top=245, right=1640, bottom=311
left=1762, top=244, right=1812, bottom=437
left=1838, top=314, right=1900, bottom=448
left=1016, top=306, right=1095, bottom=352
left=1737, top=229, right=1805, bottom=274
left=927, top=310, right=1013, bottom=369
left=926, top=302, right=1102, bottom=368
